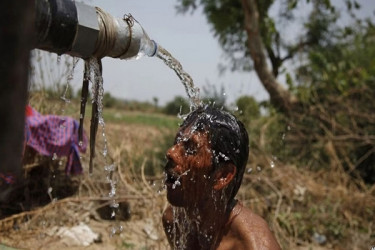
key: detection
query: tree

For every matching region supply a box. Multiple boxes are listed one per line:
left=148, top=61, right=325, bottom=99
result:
left=175, top=0, right=371, bottom=114
left=290, top=22, right=375, bottom=182
left=163, top=96, right=190, bottom=116
left=152, top=97, right=159, bottom=108
left=176, top=0, right=375, bottom=183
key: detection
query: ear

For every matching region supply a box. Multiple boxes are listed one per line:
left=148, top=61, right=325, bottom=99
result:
left=213, top=163, right=237, bottom=190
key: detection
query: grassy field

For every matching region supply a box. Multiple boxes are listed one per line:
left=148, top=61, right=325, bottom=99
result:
left=0, top=97, right=374, bottom=250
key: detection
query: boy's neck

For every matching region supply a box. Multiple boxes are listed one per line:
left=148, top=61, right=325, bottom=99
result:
left=182, top=198, right=238, bottom=249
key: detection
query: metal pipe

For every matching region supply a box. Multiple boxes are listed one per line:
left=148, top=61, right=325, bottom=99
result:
left=34, top=0, right=158, bottom=59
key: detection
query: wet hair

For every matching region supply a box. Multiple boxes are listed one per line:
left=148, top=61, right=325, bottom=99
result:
left=179, top=105, right=249, bottom=201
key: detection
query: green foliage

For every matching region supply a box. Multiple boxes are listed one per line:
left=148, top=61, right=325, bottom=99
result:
left=163, top=96, right=190, bottom=116
left=76, top=87, right=91, bottom=100
left=234, top=95, right=260, bottom=127
left=175, top=0, right=364, bottom=75
left=121, top=241, right=135, bottom=249
left=281, top=23, right=375, bottom=182
left=297, top=23, right=375, bottom=96
left=103, top=92, right=117, bottom=108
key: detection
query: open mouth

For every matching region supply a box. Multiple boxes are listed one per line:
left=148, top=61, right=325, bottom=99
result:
left=164, top=161, right=179, bottom=185
left=165, top=173, right=178, bottom=186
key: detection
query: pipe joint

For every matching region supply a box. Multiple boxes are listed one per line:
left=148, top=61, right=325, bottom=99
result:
left=71, top=2, right=99, bottom=59
left=34, top=0, right=157, bottom=60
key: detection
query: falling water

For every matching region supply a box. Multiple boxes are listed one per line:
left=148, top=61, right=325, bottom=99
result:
left=171, top=207, right=191, bottom=249
left=48, top=56, right=79, bottom=202
left=156, top=46, right=202, bottom=109
left=59, top=57, right=79, bottom=128
left=85, top=58, right=121, bottom=235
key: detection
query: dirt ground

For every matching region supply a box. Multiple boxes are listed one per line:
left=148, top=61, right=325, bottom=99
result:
left=0, top=123, right=171, bottom=250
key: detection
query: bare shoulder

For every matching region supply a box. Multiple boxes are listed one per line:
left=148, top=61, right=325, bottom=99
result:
left=230, top=204, right=281, bottom=250
left=162, top=205, right=175, bottom=246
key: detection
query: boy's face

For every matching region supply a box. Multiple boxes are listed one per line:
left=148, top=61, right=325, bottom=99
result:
left=164, top=125, right=214, bottom=207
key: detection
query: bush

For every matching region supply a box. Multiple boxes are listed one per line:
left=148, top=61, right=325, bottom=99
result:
left=163, top=96, right=190, bottom=116
left=234, top=95, right=260, bottom=127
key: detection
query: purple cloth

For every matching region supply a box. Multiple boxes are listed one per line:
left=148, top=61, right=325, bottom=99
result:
left=25, top=106, right=88, bottom=175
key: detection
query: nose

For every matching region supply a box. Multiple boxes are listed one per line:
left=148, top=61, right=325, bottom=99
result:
left=166, top=144, right=182, bottom=164
left=166, top=145, right=176, bottom=161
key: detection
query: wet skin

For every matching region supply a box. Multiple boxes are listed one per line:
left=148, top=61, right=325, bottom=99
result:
left=163, top=126, right=281, bottom=249
left=163, top=203, right=281, bottom=250
left=164, top=127, right=213, bottom=208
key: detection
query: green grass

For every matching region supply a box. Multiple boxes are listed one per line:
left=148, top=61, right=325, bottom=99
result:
left=102, top=110, right=180, bottom=130
left=61, top=100, right=181, bottom=130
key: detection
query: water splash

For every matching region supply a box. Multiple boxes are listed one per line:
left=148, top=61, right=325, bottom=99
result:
left=156, top=46, right=201, bottom=109
left=171, top=207, right=191, bottom=249
left=171, top=170, right=190, bottom=190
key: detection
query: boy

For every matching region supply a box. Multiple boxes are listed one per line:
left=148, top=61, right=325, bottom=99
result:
left=163, top=105, right=281, bottom=249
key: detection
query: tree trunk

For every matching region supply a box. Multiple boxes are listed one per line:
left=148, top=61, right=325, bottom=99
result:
left=241, top=0, right=296, bottom=114
left=0, top=1, right=34, bottom=200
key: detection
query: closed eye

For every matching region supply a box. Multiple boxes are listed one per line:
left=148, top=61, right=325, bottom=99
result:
left=184, top=140, right=197, bottom=155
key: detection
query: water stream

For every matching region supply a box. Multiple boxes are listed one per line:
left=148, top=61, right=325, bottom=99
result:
left=78, top=40, right=205, bottom=239
left=82, top=58, right=121, bottom=235
left=156, top=45, right=202, bottom=109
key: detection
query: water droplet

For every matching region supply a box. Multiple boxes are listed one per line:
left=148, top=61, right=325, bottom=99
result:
left=104, top=164, right=115, bottom=172
left=256, top=165, right=262, bottom=172
left=270, top=161, right=275, bottom=168
left=109, top=189, right=116, bottom=197
left=247, top=168, right=253, bottom=174
left=172, top=180, right=181, bottom=189
left=110, top=201, right=119, bottom=208
left=60, top=96, right=71, bottom=103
